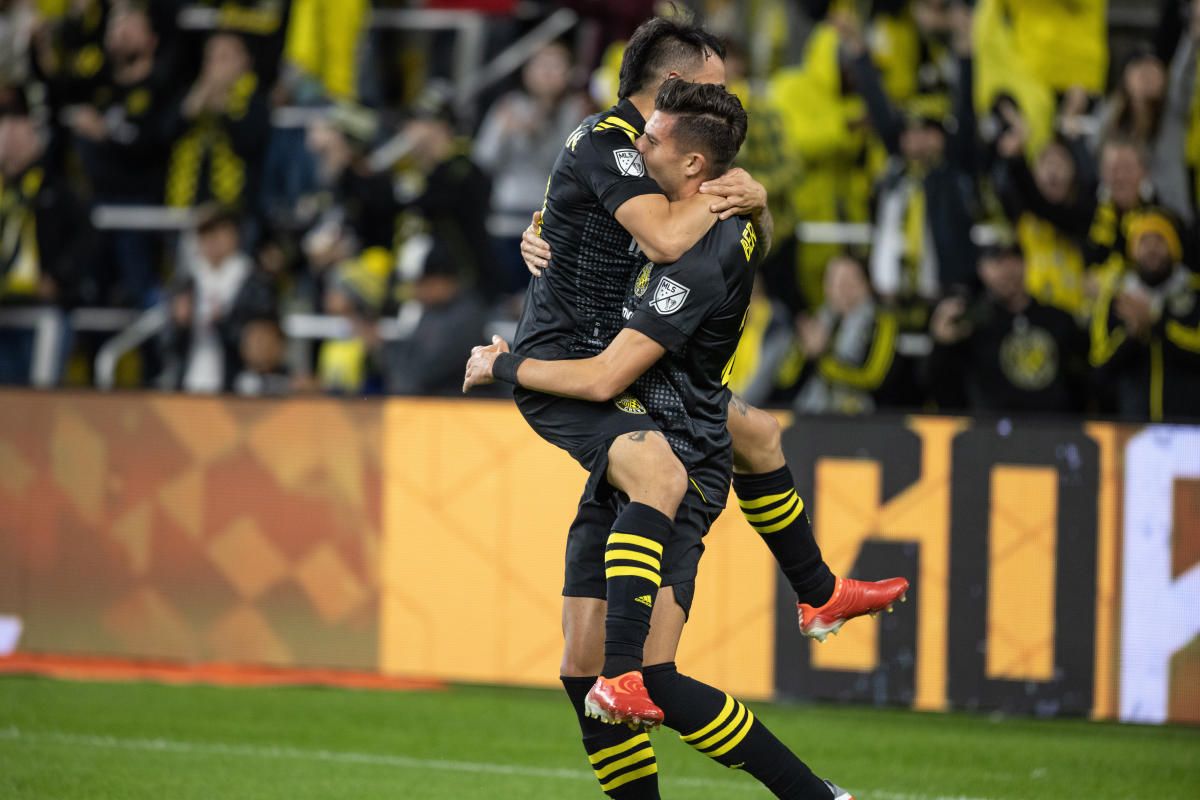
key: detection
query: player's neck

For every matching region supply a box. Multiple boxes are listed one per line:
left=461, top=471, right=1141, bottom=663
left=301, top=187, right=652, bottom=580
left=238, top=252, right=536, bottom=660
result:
left=627, top=93, right=655, bottom=126
left=669, top=181, right=704, bottom=204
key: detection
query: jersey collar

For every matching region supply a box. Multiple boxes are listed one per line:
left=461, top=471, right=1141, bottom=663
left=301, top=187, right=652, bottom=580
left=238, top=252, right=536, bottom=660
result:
left=613, top=98, right=646, bottom=136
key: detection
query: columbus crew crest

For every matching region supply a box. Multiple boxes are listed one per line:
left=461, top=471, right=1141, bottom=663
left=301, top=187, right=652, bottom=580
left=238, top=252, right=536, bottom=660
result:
left=650, top=277, right=690, bottom=315
left=614, top=149, right=645, bottom=177
left=634, top=264, right=653, bottom=297
left=614, top=393, right=647, bottom=414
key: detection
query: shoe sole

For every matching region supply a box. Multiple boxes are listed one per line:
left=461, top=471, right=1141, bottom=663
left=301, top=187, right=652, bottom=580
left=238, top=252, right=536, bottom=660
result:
left=583, top=696, right=661, bottom=731
left=801, top=592, right=908, bottom=643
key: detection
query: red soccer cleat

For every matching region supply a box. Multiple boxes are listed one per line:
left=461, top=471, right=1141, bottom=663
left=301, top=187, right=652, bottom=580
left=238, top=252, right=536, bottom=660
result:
left=584, top=671, right=664, bottom=731
left=824, top=780, right=854, bottom=799
left=798, top=576, right=910, bottom=643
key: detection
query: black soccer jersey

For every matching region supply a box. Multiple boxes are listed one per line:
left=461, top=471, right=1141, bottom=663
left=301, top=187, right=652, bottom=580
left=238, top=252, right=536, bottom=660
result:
left=621, top=215, right=761, bottom=472
left=512, top=99, right=663, bottom=360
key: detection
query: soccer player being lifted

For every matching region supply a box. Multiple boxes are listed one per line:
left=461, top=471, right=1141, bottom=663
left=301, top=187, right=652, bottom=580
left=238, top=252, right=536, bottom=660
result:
left=466, top=78, right=854, bottom=800
left=501, top=17, right=907, bottom=728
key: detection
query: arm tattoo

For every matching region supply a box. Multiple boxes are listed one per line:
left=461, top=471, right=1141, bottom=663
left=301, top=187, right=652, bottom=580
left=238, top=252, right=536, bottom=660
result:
left=730, top=394, right=749, bottom=416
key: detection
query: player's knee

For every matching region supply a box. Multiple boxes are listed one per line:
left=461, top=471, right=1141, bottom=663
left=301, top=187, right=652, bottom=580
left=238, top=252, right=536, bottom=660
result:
left=560, top=638, right=602, bottom=677
left=560, top=650, right=602, bottom=677
left=609, top=433, right=687, bottom=513
left=731, top=406, right=783, bottom=473
left=641, top=444, right=688, bottom=512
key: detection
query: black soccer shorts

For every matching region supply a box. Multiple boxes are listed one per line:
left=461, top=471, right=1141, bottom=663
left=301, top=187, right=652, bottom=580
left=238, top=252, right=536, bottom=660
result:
left=561, top=455, right=731, bottom=618
left=513, top=387, right=662, bottom=477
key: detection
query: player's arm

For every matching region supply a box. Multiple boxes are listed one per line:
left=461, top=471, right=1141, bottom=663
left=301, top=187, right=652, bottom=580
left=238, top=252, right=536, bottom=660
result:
left=611, top=168, right=767, bottom=264
left=613, top=192, right=717, bottom=265
left=752, top=205, right=774, bottom=255
left=463, top=330, right=665, bottom=402
left=522, top=173, right=768, bottom=274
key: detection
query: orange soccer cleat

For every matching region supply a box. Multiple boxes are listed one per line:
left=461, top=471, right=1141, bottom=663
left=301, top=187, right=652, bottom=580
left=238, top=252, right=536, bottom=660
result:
left=798, top=576, right=910, bottom=643
left=824, top=780, right=854, bottom=799
left=583, top=671, right=664, bottom=731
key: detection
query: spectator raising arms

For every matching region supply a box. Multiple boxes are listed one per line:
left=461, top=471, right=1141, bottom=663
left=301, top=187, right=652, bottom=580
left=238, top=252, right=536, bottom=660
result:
left=166, top=31, right=269, bottom=212
left=992, top=102, right=1097, bottom=318
left=836, top=5, right=981, bottom=315
left=474, top=41, right=589, bottom=297
left=1094, top=8, right=1198, bottom=223
left=1090, top=207, right=1200, bottom=421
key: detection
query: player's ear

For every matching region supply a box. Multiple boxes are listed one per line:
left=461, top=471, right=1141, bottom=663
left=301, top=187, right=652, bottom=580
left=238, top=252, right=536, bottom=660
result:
left=684, top=152, right=706, bottom=178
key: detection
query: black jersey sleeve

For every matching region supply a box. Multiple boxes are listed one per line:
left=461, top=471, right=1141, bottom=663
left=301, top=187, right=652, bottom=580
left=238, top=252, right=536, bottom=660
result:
left=626, top=251, right=727, bottom=353
left=576, top=130, right=664, bottom=216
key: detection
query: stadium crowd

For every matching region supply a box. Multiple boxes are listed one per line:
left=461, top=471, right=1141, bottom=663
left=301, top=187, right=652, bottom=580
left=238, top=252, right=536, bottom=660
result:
left=0, top=0, right=1198, bottom=422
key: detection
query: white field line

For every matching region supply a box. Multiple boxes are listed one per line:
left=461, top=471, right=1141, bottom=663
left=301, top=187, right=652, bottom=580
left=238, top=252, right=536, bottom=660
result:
left=0, top=726, right=994, bottom=800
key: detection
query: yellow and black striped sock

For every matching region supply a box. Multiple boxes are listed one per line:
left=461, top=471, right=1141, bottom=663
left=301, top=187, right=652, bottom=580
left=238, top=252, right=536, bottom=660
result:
left=603, top=502, right=672, bottom=677
left=642, top=663, right=830, bottom=799
left=733, top=467, right=835, bottom=607
left=562, top=676, right=660, bottom=798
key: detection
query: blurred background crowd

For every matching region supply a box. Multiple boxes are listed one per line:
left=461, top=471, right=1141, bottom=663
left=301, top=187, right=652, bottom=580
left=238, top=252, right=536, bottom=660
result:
left=0, top=0, right=1197, bottom=423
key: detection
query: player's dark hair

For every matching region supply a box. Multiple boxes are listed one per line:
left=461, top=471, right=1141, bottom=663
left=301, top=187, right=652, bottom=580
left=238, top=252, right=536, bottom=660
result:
left=653, top=78, right=747, bottom=179
left=617, top=16, right=726, bottom=100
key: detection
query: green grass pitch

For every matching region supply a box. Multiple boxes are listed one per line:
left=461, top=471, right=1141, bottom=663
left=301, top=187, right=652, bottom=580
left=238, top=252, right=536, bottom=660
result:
left=1, top=676, right=1196, bottom=799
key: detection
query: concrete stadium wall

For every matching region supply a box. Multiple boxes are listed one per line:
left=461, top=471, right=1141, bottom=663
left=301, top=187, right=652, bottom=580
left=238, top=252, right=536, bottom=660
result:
left=0, top=391, right=1195, bottom=724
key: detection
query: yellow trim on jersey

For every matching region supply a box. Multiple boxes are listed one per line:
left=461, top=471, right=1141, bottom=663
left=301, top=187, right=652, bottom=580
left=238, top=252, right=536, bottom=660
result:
left=603, top=115, right=639, bottom=136
left=818, top=312, right=898, bottom=390
left=605, top=566, right=662, bottom=586
left=593, top=121, right=637, bottom=144
left=1166, top=319, right=1200, bottom=353
left=607, top=532, right=664, bottom=556
left=1090, top=286, right=1127, bottom=366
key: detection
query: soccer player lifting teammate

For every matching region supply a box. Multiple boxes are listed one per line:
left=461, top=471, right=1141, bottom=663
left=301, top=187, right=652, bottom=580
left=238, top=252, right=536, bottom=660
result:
left=509, top=14, right=908, bottom=727
left=466, top=77, right=854, bottom=800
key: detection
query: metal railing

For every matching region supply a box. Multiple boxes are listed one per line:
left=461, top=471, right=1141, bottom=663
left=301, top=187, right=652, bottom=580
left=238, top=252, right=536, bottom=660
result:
left=92, top=310, right=424, bottom=391
left=0, top=306, right=140, bottom=387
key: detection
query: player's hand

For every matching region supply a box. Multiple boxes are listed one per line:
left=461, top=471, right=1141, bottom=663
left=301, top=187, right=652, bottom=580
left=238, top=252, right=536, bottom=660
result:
left=521, top=211, right=552, bottom=277
left=699, top=168, right=767, bottom=220
left=463, top=335, right=511, bottom=392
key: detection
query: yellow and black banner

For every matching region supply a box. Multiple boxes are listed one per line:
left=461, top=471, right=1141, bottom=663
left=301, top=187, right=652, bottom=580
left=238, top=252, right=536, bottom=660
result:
left=776, top=416, right=1199, bottom=725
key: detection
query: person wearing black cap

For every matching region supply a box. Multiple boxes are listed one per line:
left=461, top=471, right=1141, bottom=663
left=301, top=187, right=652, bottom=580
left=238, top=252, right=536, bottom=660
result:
left=1090, top=206, right=1200, bottom=421
left=927, top=237, right=1089, bottom=415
